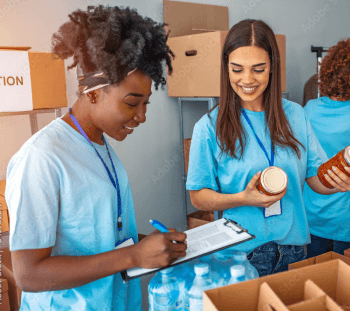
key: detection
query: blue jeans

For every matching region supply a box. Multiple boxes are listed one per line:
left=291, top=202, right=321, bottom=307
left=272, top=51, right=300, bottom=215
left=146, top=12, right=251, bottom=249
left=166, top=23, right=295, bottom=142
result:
left=247, top=241, right=306, bottom=277
left=307, top=234, right=350, bottom=258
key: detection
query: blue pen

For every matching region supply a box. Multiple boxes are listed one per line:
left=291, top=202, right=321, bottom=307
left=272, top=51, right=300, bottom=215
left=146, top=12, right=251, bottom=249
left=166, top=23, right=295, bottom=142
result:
left=149, top=219, right=170, bottom=233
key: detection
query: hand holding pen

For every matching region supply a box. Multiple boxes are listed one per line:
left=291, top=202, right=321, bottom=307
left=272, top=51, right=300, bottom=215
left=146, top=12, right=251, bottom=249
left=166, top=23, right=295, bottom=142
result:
left=130, top=219, right=187, bottom=269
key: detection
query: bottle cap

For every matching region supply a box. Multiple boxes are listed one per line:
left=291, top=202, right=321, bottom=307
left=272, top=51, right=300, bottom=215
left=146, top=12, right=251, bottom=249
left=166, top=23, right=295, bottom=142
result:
left=160, top=267, right=174, bottom=274
left=194, top=263, right=209, bottom=276
left=261, top=166, right=288, bottom=194
left=344, top=146, right=350, bottom=165
left=230, top=265, right=246, bottom=278
left=233, top=251, right=247, bottom=262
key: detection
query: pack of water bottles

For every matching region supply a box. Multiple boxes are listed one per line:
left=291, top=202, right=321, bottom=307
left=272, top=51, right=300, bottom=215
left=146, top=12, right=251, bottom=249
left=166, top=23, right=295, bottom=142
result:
left=148, top=248, right=259, bottom=310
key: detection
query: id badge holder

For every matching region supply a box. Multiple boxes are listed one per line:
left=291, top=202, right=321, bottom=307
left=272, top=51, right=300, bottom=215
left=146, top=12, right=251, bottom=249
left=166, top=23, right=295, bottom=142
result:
left=115, top=237, right=135, bottom=250
left=264, top=200, right=282, bottom=218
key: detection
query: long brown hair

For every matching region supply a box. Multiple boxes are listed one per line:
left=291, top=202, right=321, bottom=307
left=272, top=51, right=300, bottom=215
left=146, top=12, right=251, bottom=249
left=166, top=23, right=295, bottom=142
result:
left=213, top=19, right=304, bottom=159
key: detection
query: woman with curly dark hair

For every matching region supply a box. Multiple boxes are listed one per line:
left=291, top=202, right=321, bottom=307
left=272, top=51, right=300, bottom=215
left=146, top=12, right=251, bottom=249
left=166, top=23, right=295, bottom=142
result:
left=186, top=19, right=350, bottom=278
left=303, top=38, right=350, bottom=259
left=4, top=5, right=186, bottom=310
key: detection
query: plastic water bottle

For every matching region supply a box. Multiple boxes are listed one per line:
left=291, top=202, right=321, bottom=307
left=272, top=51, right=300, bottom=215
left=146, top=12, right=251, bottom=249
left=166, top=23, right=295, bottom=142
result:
left=226, top=264, right=246, bottom=285
left=148, top=267, right=185, bottom=311
left=185, top=263, right=214, bottom=311
left=233, top=251, right=259, bottom=280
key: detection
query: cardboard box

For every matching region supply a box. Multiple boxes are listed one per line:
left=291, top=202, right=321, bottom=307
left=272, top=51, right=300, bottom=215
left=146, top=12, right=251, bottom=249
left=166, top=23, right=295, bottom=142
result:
left=183, top=138, right=191, bottom=174
left=0, top=47, right=67, bottom=112
left=0, top=279, right=11, bottom=311
left=203, top=259, right=350, bottom=310
left=0, top=195, right=9, bottom=233
left=2, top=248, right=22, bottom=311
left=164, top=0, right=286, bottom=97
left=0, top=180, right=5, bottom=197
left=187, top=210, right=214, bottom=230
left=344, top=248, right=350, bottom=258
left=288, top=251, right=350, bottom=270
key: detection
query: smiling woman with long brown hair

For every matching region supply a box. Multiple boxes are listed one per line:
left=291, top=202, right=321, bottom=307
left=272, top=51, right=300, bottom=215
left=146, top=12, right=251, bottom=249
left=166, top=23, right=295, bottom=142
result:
left=186, top=19, right=350, bottom=277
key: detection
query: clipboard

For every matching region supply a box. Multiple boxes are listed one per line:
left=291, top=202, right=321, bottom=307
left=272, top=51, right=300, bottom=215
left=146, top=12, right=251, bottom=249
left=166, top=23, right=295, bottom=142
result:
left=121, top=218, right=255, bottom=282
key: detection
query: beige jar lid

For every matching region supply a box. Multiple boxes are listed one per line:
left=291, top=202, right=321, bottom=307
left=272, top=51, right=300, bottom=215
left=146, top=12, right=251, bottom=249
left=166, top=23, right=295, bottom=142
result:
left=261, top=166, right=288, bottom=194
left=345, top=146, right=350, bottom=165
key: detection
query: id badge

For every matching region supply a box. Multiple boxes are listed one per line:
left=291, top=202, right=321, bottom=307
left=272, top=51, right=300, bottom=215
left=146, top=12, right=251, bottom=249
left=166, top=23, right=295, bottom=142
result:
left=264, top=200, right=282, bottom=218
left=115, top=237, right=135, bottom=250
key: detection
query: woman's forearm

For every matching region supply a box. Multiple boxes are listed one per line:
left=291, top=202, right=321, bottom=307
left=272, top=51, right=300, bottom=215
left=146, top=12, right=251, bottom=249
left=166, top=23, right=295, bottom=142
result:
left=306, top=175, right=338, bottom=195
left=17, top=246, right=138, bottom=292
left=190, top=188, right=245, bottom=211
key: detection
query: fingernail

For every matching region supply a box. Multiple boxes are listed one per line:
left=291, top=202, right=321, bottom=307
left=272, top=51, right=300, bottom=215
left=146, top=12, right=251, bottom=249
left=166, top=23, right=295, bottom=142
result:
left=332, top=166, right=337, bottom=172
left=257, top=171, right=261, bottom=175
left=345, top=166, right=350, bottom=171
left=327, top=169, right=332, bottom=175
left=325, top=174, right=329, bottom=179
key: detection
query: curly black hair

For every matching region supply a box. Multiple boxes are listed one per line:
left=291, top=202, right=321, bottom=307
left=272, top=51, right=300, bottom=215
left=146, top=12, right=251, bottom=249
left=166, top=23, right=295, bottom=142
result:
left=51, top=5, right=174, bottom=90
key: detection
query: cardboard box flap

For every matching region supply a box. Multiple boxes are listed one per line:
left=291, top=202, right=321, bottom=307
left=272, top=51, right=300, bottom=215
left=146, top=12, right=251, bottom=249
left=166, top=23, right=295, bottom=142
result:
left=344, top=248, right=350, bottom=258
left=163, top=0, right=228, bottom=37
left=0, top=46, right=31, bottom=51
left=335, top=260, right=350, bottom=305
left=258, top=282, right=289, bottom=311
left=288, top=296, right=328, bottom=311
left=304, top=279, right=326, bottom=300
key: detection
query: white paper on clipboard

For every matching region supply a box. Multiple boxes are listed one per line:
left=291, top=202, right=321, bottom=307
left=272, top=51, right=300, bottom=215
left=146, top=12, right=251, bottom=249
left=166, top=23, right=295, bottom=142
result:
left=121, top=218, right=255, bottom=282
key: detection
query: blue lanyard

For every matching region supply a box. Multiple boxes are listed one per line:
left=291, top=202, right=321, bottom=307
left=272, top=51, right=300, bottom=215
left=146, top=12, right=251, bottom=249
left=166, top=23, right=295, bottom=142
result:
left=69, top=108, right=122, bottom=231
left=241, top=108, right=274, bottom=166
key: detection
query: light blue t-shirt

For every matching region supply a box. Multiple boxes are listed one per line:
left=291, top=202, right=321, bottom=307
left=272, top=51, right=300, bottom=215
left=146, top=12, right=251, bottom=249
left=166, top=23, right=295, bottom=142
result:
left=186, top=99, right=327, bottom=254
left=303, top=96, right=350, bottom=241
left=5, top=118, right=142, bottom=311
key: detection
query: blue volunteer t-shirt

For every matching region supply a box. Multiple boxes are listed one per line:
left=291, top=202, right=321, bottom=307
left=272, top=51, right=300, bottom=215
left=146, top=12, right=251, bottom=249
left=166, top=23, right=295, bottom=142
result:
left=5, top=117, right=142, bottom=311
left=303, top=96, right=350, bottom=241
left=186, top=99, right=327, bottom=254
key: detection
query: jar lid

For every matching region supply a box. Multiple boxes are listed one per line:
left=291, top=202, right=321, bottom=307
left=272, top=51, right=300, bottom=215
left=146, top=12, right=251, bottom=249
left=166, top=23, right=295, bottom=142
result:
left=261, top=166, right=288, bottom=194
left=345, top=146, right=350, bottom=165
left=233, top=251, right=247, bottom=262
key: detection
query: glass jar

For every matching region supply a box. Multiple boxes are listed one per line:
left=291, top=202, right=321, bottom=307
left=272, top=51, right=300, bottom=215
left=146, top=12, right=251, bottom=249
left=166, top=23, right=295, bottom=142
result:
left=256, top=166, right=288, bottom=196
left=317, top=146, right=350, bottom=189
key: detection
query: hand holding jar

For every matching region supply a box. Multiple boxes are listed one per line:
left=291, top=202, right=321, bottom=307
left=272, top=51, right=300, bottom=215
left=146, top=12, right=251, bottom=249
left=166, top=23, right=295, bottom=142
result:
left=317, top=146, right=350, bottom=192
left=242, top=168, right=287, bottom=208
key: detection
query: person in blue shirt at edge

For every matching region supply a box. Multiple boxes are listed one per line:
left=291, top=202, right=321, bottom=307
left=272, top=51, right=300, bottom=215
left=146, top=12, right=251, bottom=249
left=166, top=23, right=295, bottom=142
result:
left=303, top=38, right=350, bottom=258
left=4, top=5, right=187, bottom=311
left=186, top=19, right=350, bottom=277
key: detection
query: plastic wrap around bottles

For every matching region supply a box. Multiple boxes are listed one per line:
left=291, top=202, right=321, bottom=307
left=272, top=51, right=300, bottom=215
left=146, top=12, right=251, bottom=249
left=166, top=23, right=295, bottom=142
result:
left=233, top=251, right=259, bottom=280
left=148, top=267, right=185, bottom=311
left=185, top=263, right=215, bottom=311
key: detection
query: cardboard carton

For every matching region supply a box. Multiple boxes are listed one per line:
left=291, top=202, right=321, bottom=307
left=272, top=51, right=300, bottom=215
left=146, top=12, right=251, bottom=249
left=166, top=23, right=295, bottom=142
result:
left=0, top=279, right=11, bottom=311
left=187, top=210, right=214, bottom=230
left=344, top=248, right=350, bottom=258
left=2, top=248, right=22, bottom=311
left=0, top=195, right=9, bottom=232
left=164, top=0, right=286, bottom=97
left=183, top=138, right=191, bottom=174
left=203, top=259, right=350, bottom=311
left=288, top=251, right=350, bottom=270
left=0, top=180, right=5, bottom=196
left=0, top=47, right=67, bottom=112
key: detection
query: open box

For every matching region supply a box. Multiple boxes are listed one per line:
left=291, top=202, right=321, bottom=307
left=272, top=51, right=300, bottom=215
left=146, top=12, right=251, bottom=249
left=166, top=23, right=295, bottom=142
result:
left=0, top=46, right=67, bottom=112
left=164, top=0, right=286, bottom=97
left=187, top=210, right=215, bottom=230
left=203, top=259, right=350, bottom=310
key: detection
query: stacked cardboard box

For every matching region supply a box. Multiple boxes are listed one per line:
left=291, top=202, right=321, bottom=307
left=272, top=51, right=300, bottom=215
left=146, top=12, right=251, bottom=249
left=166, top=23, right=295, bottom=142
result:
left=2, top=248, right=22, bottom=311
left=163, top=0, right=287, bottom=97
left=0, top=279, right=11, bottom=311
left=0, top=46, right=67, bottom=112
left=0, top=180, right=9, bottom=233
left=204, top=255, right=350, bottom=310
